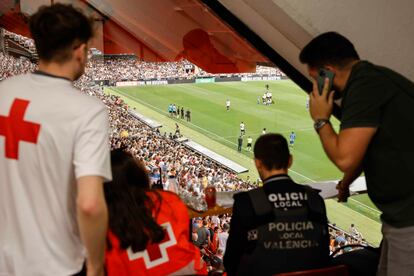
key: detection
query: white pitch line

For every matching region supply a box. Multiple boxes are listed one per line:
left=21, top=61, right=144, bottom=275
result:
left=288, top=169, right=317, bottom=183
left=349, top=198, right=381, bottom=214
left=329, top=199, right=381, bottom=224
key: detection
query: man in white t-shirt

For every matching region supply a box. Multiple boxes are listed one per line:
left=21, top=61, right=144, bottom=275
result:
left=240, top=121, right=245, bottom=136
left=0, top=4, right=111, bottom=276
left=246, top=136, right=253, bottom=151
left=226, top=99, right=231, bottom=111
left=218, top=224, right=230, bottom=254
left=211, top=215, right=221, bottom=226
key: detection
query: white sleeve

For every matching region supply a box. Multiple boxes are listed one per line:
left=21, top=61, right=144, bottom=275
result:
left=74, top=103, right=112, bottom=182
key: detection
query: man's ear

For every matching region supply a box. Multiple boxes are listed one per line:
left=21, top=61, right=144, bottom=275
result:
left=254, top=158, right=262, bottom=170
left=307, top=66, right=318, bottom=80
left=73, top=43, right=87, bottom=62
left=288, top=154, right=293, bottom=169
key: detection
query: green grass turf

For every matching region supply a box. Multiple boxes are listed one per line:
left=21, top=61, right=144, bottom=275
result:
left=106, top=80, right=382, bottom=245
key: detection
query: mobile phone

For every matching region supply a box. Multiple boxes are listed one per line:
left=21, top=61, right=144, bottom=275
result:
left=317, top=69, right=335, bottom=95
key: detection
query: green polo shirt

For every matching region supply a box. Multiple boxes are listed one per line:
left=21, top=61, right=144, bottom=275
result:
left=341, top=61, right=414, bottom=227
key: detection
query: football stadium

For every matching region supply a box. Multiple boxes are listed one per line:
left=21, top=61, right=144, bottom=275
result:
left=107, top=79, right=382, bottom=239
left=1, top=1, right=414, bottom=275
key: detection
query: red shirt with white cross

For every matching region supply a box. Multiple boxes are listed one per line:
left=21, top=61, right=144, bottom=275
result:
left=105, top=191, right=207, bottom=276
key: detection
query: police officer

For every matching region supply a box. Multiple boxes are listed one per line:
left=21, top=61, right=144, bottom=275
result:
left=224, top=133, right=330, bottom=275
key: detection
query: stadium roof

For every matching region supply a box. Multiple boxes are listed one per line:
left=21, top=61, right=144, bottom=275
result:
left=1, top=0, right=414, bottom=87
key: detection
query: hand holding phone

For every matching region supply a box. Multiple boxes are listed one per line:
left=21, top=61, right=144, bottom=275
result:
left=317, top=69, right=335, bottom=95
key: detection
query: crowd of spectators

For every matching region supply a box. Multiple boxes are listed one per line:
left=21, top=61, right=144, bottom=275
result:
left=85, top=57, right=194, bottom=81
left=0, top=52, right=36, bottom=80
left=329, top=224, right=368, bottom=255
left=0, top=32, right=367, bottom=260
left=85, top=56, right=285, bottom=82
left=3, top=28, right=36, bottom=52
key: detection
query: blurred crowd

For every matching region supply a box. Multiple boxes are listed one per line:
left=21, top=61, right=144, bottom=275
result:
left=3, top=28, right=36, bottom=52
left=0, top=53, right=36, bottom=80
left=86, top=57, right=285, bottom=82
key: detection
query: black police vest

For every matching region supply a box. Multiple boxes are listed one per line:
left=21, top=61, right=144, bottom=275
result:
left=238, top=184, right=330, bottom=275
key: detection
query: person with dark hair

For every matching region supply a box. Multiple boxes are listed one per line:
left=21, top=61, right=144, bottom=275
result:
left=246, top=136, right=253, bottom=151
left=289, top=131, right=296, bottom=147
left=104, top=149, right=206, bottom=275
left=224, top=133, right=330, bottom=275
left=239, top=121, right=245, bottom=136
left=186, top=109, right=191, bottom=122
left=194, top=220, right=211, bottom=248
left=0, top=4, right=111, bottom=276
left=237, top=135, right=243, bottom=152
left=300, top=32, right=414, bottom=275
left=218, top=223, right=230, bottom=254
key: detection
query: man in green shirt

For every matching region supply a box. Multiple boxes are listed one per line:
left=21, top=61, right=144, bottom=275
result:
left=299, top=32, right=414, bottom=275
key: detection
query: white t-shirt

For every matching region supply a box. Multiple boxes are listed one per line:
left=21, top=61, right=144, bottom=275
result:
left=211, top=216, right=220, bottom=226
left=240, top=123, right=245, bottom=131
left=218, top=231, right=229, bottom=253
left=226, top=100, right=230, bottom=107
left=0, top=73, right=112, bottom=276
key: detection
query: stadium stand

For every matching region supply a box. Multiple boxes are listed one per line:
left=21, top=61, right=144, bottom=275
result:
left=0, top=29, right=373, bottom=274
left=86, top=54, right=285, bottom=84
left=1, top=28, right=37, bottom=62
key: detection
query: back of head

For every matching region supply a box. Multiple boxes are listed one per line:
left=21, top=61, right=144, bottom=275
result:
left=254, top=133, right=290, bottom=170
left=108, top=149, right=150, bottom=192
left=105, top=149, right=164, bottom=252
left=299, top=32, right=360, bottom=68
left=29, top=3, right=93, bottom=63
left=222, top=223, right=230, bottom=232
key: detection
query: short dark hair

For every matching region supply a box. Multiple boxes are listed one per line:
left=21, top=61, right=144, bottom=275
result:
left=254, top=133, right=290, bottom=170
left=299, top=32, right=360, bottom=68
left=29, top=4, right=93, bottom=62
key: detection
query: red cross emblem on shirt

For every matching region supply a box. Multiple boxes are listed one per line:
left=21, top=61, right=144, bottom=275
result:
left=0, top=99, right=41, bottom=160
left=127, top=222, right=177, bottom=269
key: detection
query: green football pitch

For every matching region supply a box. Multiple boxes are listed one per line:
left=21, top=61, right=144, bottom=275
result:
left=106, top=80, right=382, bottom=245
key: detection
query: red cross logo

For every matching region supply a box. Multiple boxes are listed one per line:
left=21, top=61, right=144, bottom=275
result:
left=0, top=99, right=41, bottom=160
left=127, top=222, right=177, bottom=268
